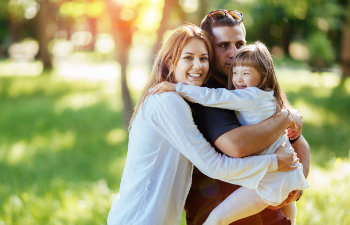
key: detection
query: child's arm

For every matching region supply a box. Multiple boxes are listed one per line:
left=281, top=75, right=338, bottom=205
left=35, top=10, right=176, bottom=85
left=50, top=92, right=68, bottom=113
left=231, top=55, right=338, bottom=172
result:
left=176, top=82, right=258, bottom=111
left=151, top=81, right=256, bottom=111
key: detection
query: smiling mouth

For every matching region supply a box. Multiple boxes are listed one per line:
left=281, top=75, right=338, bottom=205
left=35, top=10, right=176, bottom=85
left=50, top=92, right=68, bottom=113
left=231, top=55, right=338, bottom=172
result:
left=188, top=73, right=202, bottom=78
left=235, top=85, right=246, bottom=89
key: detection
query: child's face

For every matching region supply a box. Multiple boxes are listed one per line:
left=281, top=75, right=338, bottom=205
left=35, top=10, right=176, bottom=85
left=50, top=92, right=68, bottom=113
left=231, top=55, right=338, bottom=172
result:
left=231, top=66, right=262, bottom=89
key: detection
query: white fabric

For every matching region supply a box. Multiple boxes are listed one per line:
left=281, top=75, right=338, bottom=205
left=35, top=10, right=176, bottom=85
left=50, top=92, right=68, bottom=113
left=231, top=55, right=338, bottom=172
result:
left=177, top=83, right=309, bottom=205
left=107, top=92, right=278, bottom=225
left=203, top=187, right=268, bottom=225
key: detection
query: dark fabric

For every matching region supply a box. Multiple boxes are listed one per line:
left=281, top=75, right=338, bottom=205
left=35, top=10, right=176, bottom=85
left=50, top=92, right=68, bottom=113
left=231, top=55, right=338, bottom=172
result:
left=289, top=135, right=300, bottom=145
left=185, top=168, right=291, bottom=225
left=184, top=76, right=291, bottom=225
left=189, top=102, right=240, bottom=143
left=188, top=77, right=240, bottom=143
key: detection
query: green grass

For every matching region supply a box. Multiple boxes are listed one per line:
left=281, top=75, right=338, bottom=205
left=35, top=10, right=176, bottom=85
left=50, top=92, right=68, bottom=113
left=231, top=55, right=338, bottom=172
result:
left=0, top=67, right=349, bottom=225
left=0, top=73, right=128, bottom=224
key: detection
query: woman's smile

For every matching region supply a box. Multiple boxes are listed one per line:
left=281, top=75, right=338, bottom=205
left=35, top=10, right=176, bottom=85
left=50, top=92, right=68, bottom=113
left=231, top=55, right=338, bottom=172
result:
left=174, top=38, right=209, bottom=86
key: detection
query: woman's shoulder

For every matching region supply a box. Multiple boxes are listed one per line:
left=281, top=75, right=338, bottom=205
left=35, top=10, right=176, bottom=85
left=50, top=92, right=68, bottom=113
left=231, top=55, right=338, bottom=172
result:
left=145, top=92, right=189, bottom=110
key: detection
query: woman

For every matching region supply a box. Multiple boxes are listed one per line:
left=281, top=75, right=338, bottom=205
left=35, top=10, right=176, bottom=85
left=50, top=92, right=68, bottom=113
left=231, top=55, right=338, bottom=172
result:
left=107, top=24, right=297, bottom=225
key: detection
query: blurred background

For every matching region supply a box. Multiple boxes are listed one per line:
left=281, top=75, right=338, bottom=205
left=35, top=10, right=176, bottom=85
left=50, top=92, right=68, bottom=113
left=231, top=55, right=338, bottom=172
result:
left=0, top=0, right=349, bottom=224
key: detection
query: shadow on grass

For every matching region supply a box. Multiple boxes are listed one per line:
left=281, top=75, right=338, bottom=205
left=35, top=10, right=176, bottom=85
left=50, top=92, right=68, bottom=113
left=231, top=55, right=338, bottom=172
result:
left=0, top=76, right=128, bottom=208
left=286, top=78, right=350, bottom=167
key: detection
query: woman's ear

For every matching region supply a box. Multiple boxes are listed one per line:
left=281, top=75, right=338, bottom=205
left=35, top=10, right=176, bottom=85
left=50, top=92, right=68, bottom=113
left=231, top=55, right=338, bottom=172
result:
left=166, top=56, right=173, bottom=70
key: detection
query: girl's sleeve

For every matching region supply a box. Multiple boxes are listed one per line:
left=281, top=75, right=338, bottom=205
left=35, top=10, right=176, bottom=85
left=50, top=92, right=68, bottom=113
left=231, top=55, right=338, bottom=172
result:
left=145, top=93, right=277, bottom=190
left=176, top=82, right=259, bottom=111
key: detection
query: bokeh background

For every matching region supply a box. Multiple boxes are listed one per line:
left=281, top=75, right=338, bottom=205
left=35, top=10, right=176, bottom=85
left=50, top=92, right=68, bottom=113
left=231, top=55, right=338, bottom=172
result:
left=0, top=0, right=350, bottom=224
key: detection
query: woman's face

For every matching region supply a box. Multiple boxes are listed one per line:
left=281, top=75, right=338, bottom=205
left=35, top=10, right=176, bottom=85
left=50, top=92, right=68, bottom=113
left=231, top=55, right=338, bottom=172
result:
left=231, top=66, right=262, bottom=89
left=174, top=38, right=209, bottom=86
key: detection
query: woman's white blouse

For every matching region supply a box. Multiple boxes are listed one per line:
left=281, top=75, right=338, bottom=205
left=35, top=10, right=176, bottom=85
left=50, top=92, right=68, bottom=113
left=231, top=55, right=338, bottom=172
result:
left=107, top=92, right=278, bottom=225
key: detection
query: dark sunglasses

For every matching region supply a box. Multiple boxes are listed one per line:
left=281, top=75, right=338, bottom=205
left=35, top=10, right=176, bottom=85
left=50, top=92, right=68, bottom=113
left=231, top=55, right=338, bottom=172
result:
left=207, top=9, right=243, bottom=22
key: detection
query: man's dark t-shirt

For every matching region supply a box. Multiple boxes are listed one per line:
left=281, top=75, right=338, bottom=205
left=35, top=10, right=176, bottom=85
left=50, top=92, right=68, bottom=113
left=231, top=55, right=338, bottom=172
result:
left=184, top=77, right=291, bottom=225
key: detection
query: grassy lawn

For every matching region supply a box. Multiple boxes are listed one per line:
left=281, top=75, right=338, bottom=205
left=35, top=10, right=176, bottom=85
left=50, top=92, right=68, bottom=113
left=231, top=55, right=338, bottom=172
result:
left=0, top=66, right=349, bottom=224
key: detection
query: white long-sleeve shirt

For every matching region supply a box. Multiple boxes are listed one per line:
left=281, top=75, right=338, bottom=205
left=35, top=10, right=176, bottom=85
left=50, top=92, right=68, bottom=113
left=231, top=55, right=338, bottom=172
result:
left=107, top=92, right=278, bottom=225
left=176, top=83, right=309, bottom=205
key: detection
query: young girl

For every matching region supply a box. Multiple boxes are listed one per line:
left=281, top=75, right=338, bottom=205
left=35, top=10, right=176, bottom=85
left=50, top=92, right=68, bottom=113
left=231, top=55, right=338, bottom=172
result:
left=151, top=41, right=309, bottom=225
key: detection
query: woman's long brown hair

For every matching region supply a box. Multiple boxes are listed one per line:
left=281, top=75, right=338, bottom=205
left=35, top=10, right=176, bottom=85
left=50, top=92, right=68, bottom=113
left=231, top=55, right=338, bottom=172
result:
left=128, top=23, right=213, bottom=130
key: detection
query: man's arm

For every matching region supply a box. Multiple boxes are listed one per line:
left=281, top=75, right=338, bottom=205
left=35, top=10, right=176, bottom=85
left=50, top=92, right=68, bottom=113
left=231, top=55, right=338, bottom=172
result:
left=292, top=135, right=310, bottom=178
left=214, top=110, right=292, bottom=158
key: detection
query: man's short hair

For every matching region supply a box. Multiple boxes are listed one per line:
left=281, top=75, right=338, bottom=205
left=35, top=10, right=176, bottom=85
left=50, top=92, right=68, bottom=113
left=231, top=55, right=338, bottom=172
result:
left=200, top=10, right=246, bottom=37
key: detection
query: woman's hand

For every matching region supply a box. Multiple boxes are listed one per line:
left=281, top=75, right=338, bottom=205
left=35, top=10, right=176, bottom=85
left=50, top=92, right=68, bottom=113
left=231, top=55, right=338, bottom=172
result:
left=275, top=143, right=299, bottom=172
left=150, top=81, right=177, bottom=95
left=287, top=108, right=302, bottom=140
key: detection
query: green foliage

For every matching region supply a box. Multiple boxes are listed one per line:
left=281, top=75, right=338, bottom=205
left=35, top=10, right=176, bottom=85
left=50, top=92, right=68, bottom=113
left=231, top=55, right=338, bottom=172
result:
left=307, top=32, right=336, bottom=69
left=222, top=0, right=345, bottom=69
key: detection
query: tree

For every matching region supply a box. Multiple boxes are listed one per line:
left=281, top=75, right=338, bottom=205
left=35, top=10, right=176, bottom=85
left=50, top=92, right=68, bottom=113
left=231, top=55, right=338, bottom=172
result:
left=150, top=0, right=186, bottom=65
left=105, top=0, right=139, bottom=127
left=35, top=0, right=55, bottom=69
left=340, top=2, right=350, bottom=77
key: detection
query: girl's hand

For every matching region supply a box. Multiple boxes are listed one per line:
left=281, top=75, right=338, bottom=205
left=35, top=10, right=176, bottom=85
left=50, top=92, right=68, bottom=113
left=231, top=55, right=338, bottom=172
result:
left=275, top=143, right=299, bottom=172
left=150, top=81, right=177, bottom=95
left=287, top=108, right=303, bottom=140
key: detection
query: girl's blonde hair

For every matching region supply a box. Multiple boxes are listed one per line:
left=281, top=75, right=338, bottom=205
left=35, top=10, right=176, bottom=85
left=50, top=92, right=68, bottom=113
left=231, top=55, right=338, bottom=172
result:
left=129, top=23, right=213, bottom=130
left=228, top=41, right=290, bottom=112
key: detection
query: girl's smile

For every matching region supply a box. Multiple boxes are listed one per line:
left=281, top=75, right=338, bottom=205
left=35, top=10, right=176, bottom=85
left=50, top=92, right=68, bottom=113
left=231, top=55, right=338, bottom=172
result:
left=232, top=66, right=262, bottom=89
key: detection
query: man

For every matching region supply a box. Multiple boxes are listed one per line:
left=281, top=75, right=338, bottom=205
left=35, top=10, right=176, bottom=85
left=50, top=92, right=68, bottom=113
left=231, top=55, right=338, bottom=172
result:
left=184, top=10, right=310, bottom=225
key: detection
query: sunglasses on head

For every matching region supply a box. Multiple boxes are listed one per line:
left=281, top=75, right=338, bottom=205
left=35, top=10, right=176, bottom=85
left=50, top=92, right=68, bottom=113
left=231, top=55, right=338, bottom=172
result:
left=207, top=9, right=243, bottom=22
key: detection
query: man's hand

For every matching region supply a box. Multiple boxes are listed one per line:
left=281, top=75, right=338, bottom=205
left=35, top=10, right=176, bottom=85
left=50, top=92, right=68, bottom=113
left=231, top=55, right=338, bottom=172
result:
left=287, top=108, right=302, bottom=140
left=275, top=143, right=299, bottom=172
left=267, top=190, right=302, bottom=210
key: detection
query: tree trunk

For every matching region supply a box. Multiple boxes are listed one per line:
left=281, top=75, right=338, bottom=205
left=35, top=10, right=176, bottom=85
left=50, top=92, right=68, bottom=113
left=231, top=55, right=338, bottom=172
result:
left=119, top=44, right=133, bottom=127
left=87, top=17, right=97, bottom=51
left=150, top=0, right=185, bottom=65
left=198, top=0, right=208, bottom=24
left=105, top=0, right=135, bottom=127
left=340, top=21, right=350, bottom=77
left=36, top=0, right=52, bottom=69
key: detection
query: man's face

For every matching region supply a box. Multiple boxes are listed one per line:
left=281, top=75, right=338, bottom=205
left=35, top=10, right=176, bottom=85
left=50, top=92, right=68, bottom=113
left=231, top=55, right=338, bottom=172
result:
left=212, top=25, right=246, bottom=77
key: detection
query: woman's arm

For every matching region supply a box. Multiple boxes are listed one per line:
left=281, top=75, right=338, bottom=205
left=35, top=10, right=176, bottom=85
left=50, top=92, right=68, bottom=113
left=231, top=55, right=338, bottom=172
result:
left=146, top=93, right=296, bottom=189
left=214, top=110, right=293, bottom=158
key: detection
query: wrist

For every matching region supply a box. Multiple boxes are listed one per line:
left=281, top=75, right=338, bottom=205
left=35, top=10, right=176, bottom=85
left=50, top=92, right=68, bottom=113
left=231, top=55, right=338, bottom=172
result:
left=296, top=190, right=303, bottom=201
left=274, top=110, right=292, bottom=128
left=283, top=109, right=294, bottom=128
